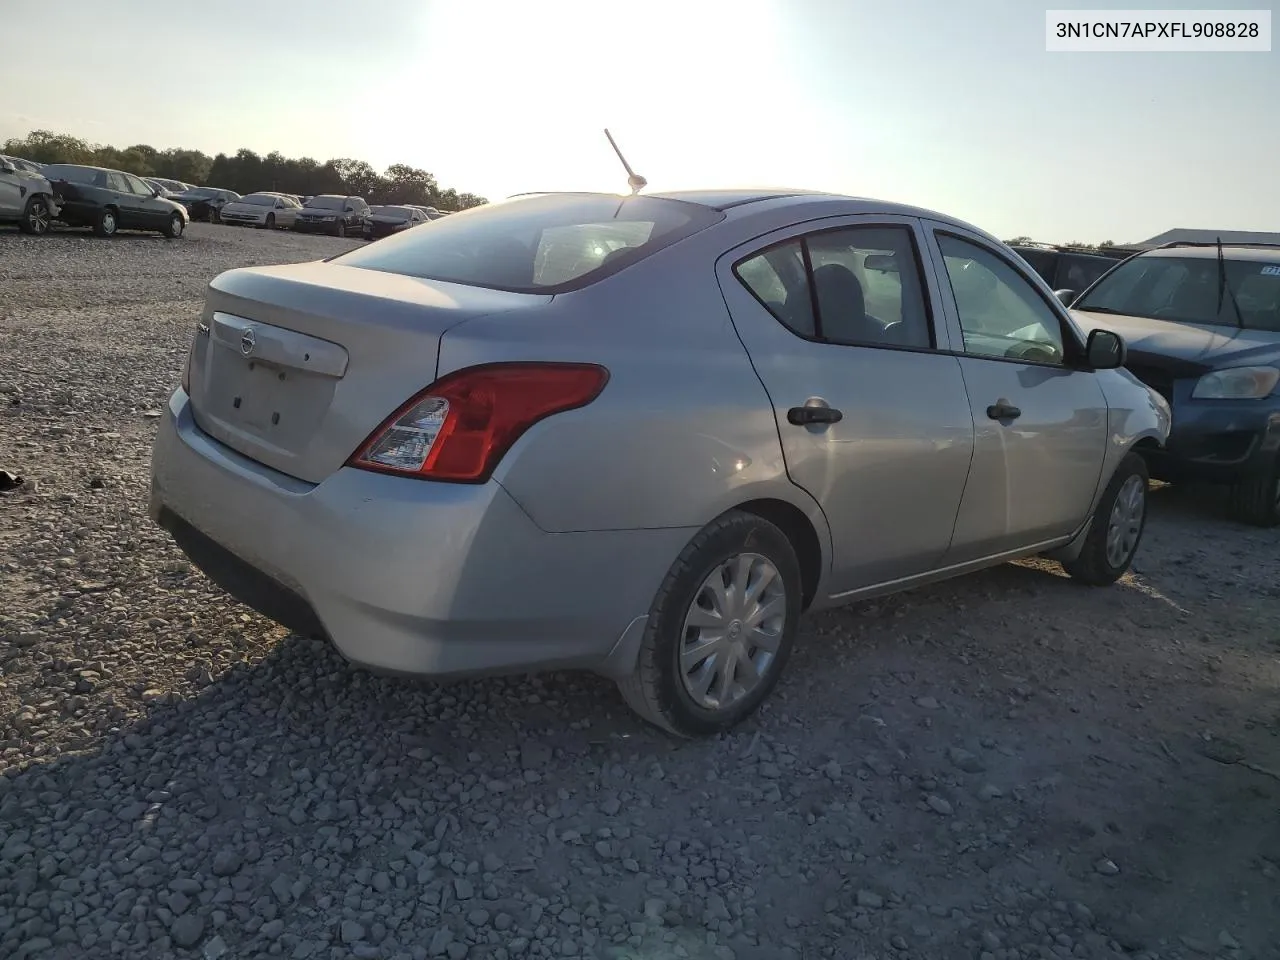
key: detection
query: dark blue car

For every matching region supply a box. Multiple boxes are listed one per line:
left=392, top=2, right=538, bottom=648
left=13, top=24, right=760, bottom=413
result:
left=1067, top=242, right=1280, bottom=526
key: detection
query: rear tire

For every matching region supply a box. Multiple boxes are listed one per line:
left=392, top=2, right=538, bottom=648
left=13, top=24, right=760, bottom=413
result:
left=18, top=196, right=51, bottom=235
left=1062, top=452, right=1149, bottom=585
left=1228, top=455, right=1280, bottom=527
left=617, top=510, right=802, bottom=738
left=162, top=213, right=184, bottom=239
left=93, top=206, right=118, bottom=238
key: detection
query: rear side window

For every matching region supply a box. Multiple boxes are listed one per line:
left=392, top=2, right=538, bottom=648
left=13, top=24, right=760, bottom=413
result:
left=735, top=225, right=934, bottom=349
left=334, top=193, right=725, bottom=294
left=44, top=165, right=107, bottom=187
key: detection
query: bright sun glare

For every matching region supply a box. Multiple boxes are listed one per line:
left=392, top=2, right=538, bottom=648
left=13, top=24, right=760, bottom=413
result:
left=365, top=0, right=819, bottom=200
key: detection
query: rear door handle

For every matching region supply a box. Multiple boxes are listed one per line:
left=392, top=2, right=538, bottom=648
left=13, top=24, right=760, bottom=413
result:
left=986, top=400, right=1022, bottom=421
left=787, top=404, right=843, bottom=426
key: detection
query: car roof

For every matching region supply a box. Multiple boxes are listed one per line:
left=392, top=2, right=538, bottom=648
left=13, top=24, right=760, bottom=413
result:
left=1138, top=244, right=1280, bottom=264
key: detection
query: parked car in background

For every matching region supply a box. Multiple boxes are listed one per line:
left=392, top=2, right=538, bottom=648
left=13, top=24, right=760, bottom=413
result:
left=1068, top=242, right=1280, bottom=526
left=151, top=189, right=1167, bottom=737
left=408, top=204, right=447, bottom=220
left=1011, top=244, right=1120, bottom=295
left=217, top=192, right=301, bottom=229
left=173, top=187, right=241, bottom=223
left=149, top=176, right=191, bottom=194
left=1, top=154, right=46, bottom=176
left=0, top=156, right=60, bottom=235
left=293, top=194, right=369, bottom=237
left=43, top=163, right=188, bottom=238
left=143, top=177, right=186, bottom=199
left=362, top=204, right=430, bottom=240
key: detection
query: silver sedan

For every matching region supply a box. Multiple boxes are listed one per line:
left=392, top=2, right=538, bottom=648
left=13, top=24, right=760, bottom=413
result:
left=150, top=189, right=1170, bottom=736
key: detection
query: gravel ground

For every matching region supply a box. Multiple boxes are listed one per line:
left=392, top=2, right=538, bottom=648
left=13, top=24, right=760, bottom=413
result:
left=2, top=221, right=1279, bottom=960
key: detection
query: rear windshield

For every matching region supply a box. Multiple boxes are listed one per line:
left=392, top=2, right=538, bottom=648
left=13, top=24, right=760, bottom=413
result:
left=333, top=193, right=724, bottom=293
left=306, top=196, right=345, bottom=210
left=43, top=165, right=106, bottom=187
left=1076, top=255, right=1280, bottom=332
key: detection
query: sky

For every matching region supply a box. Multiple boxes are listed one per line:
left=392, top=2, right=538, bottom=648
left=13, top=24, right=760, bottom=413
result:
left=1, top=0, right=1276, bottom=243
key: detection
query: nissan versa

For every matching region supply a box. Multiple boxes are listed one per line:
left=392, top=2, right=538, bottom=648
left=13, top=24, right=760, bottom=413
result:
left=150, top=190, right=1169, bottom=736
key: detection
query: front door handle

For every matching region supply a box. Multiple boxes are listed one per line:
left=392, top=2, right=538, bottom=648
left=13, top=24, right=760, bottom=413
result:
left=986, top=399, right=1022, bottom=421
left=787, top=404, right=843, bottom=426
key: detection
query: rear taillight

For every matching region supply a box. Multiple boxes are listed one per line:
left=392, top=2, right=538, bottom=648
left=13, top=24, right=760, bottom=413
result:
left=348, top=362, right=609, bottom=483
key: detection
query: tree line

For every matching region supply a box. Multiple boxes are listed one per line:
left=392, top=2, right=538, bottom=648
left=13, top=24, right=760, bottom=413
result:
left=2, top=130, right=488, bottom=211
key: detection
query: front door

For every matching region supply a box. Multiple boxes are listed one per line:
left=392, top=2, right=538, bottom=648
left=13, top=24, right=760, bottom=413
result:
left=718, top=216, right=976, bottom=596
left=922, top=225, right=1109, bottom=562
left=124, top=173, right=167, bottom=228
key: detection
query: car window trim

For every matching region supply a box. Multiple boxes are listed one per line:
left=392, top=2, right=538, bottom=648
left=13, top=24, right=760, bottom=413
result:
left=932, top=228, right=1087, bottom=369
left=731, top=220, right=942, bottom=353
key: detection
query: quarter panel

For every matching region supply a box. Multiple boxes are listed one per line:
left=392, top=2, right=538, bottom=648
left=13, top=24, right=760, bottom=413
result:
left=437, top=257, right=827, bottom=544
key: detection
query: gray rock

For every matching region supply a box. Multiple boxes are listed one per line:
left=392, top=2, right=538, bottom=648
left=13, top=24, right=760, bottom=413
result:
left=926, top=794, right=953, bottom=816
left=856, top=890, right=883, bottom=909
left=341, top=921, right=366, bottom=944
left=171, top=914, right=205, bottom=949
left=947, top=746, right=986, bottom=773
left=211, top=850, right=242, bottom=877
left=1094, top=858, right=1120, bottom=876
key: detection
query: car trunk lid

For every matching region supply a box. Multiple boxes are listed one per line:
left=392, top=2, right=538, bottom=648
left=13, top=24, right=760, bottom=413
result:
left=188, top=261, right=549, bottom=483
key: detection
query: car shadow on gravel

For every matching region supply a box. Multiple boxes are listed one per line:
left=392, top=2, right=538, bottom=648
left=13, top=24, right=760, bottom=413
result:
left=5, top=552, right=1279, bottom=958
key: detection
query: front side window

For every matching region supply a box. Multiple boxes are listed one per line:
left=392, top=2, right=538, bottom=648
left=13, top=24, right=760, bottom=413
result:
left=334, top=193, right=724, bottom=294
left=126, top=175, right=153, bottom=196
left=735, top=225, right=933, bottom=349
left=938, top=234, right=1066, bottom=364
left=1074, top=255, right=1280, bottom=332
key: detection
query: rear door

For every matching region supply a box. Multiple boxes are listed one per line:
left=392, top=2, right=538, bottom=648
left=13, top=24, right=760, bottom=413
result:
left=718, top=215, right=975, bottom=596
left=922, top=224, right=1109, bottom=561
left=0, top=166, right=22, bottom=217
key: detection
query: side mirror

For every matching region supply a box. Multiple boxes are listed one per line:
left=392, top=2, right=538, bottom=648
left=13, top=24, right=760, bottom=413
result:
left=152, top=189, right=161, bottom=197
left=1085, top=328, right=1125, bottom=370
left=1054, top=288, right=1077, bottom=307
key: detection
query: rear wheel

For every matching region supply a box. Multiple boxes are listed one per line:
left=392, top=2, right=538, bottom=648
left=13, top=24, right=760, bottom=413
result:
left=93, top=206, right=118, bottom=238
left=618, top=510, right=802, bottom=737
left=1228, top=455, right=1280, bottom=527
left=162, top=213, right=184, bottom=239
left=18, top=196, right=51, bottom=235
left=1062, top=452, right=1148, bottom=585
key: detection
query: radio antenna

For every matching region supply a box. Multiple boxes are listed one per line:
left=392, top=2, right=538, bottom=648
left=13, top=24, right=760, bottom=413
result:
left=604, top=128, right=647, bottom=195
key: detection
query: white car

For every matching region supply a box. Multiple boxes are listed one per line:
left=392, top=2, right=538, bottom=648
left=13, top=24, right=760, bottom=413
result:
left=0, top=157, right=60, bottom=235
left=217, top=192, right=301, bottom=229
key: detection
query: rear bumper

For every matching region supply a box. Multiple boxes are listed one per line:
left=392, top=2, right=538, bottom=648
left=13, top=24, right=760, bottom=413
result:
left=1143, top=395, right=1280, bottom=482
left=149, top=391, right=688, bottom=678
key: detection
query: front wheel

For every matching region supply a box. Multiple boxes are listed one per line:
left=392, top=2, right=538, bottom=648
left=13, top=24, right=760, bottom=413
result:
left=1062, top=452, right=1149, bottom=585
left=265, top=213, right=276, bottom=230
left=1228, top=455, right=1280, bottom=527
left=206, top=206, right=219, bottom=223
left=93, top=206, right=118, bottom=238
left=618, top=510, right=802, bottom=737
left=162, top=213, right=184, bottom=239
left=19, top=196, right=52, bottom=235
left=336, top=221, right=347, bottom=238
